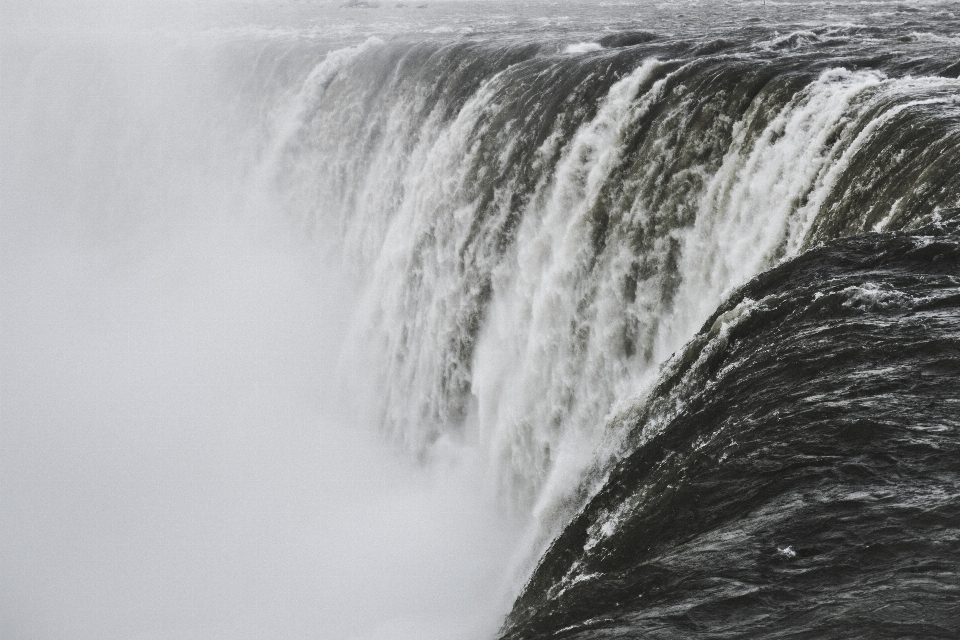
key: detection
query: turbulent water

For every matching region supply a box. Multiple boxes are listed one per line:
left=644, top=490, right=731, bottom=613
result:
left=501, top=212, right=960, bottom=638
left=3, top=1, right=959, bottom=638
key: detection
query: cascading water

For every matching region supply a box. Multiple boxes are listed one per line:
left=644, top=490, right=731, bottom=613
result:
left=3, top=1, right=959, bottom=638
left=267, top=14, right=959, bottom=550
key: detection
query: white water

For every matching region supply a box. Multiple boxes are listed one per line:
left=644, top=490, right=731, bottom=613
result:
left=283, top=37, right=953, bottom=563
left=4, top=2, right=957, bottom=638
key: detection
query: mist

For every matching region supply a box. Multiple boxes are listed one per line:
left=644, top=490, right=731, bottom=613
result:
left=1, top=8, right=520, bottom=640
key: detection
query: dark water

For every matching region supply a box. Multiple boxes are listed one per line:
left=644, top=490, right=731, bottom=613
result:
left=501, top=212, right=960, bottom=639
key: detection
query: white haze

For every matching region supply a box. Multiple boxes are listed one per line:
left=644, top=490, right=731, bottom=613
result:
left=0, top=5, right=521, bottom=640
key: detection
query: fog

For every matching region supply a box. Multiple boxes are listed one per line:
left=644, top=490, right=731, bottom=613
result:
left=1, top=8, right=520, bottom=640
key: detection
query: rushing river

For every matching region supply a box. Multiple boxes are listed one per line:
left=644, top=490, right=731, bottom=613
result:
left=3, top=1, right=959, bottom=638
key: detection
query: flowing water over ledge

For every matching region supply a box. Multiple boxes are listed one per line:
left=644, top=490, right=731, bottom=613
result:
left=3, top=1, right=959, bottom=638
left=263, top=1, right=960, bottom=561
left=500, top=211, right=960, bottom=639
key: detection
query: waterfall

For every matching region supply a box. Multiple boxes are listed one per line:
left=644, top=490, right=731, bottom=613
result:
left=3, top=2, right=959, bottom=638
left=265, top=37, right=959, bottom=543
